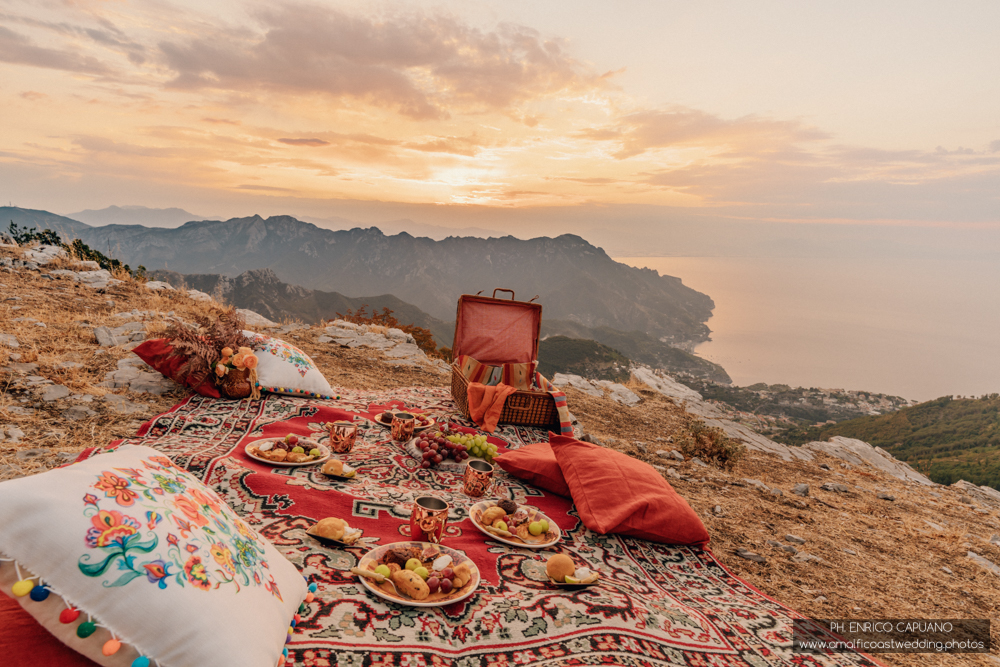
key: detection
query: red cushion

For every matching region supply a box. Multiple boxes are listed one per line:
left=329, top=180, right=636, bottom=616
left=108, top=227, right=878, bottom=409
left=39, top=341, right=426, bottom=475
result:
left=0, top=594, right=99, bottom=666
left=132, top=338, right=221, bottom=398
left=549, top=433, right=710, bottom=546
left=494, top=442, right=571, bottom=497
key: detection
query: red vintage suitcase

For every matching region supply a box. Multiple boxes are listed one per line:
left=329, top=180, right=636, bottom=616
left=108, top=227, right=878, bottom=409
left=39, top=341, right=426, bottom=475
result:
left=450, top=289, right=560, bottom=429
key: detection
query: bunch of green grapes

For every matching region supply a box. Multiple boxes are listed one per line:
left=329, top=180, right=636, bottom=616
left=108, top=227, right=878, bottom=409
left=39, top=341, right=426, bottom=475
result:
left=445, top=433, right=499, bottom=462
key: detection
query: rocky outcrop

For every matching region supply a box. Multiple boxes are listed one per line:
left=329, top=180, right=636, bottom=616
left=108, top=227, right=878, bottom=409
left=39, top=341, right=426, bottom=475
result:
left=551, top=373, right=641, bottom=406
left=951, top=480, right=1000, bottom=508
left=318, top=320, right=449, bottom=372
left=802, top=437, right=933, bottom=486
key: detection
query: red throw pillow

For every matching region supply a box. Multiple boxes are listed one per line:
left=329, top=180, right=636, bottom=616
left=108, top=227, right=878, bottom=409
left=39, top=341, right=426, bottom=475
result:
left=132, top=338, right=221, bottom=398
left=549, top=433, right=709, bottom=546
left=494, top=442, right=571, bottom=497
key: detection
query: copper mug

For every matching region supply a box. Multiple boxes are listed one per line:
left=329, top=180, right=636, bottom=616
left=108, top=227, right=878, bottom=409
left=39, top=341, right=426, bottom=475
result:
left=462, top=459, right=501, bottom=498
left=327, top=420, right=357, bottom=454
left=410, top=496, right=448, bottom=543
left=391, top=412, right=416, bottom=442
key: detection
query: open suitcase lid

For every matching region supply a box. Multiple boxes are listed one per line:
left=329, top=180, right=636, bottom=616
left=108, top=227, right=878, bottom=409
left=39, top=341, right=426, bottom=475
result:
left=452, top=289, right=541, bottom=366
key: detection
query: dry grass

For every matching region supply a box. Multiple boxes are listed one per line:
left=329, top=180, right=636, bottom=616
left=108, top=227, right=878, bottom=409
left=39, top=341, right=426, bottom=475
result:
left=2, top=243, right=998, bottom=665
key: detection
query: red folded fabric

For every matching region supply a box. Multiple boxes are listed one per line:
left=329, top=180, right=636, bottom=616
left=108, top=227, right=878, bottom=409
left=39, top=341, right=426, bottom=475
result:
left=467, top=382, right=517, bottom=433
left=132, top=338, right=221, bottom=398
left=494, top=442, right=571, bottom=497
left=550, top=433, right=710, bottom=546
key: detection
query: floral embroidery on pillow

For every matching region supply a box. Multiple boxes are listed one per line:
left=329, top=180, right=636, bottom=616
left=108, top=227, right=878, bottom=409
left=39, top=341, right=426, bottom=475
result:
left=248, top=333, right=313, bottom=378
left=77, top=455, right=282, bottom=601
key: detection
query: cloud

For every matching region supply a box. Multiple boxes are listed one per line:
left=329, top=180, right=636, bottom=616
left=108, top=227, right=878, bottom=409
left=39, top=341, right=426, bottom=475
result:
left=20, top=90, right=47, bottom=100
left=202, top=117, right=241, bottom=125
left=404, top=135, right=483, bottom=156
left=277, top=138, right=330, bottom=147
left=157, top=4, right=604, bottom=120
left=576, top=107, right=827, bottom=159
left=236, top=184, right=298, bottom=192
left=0, top=25, right=110, bottom=74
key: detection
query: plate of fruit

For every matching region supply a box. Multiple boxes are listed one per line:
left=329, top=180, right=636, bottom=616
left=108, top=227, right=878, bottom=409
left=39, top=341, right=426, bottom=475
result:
left=438, top=423, right=499, bottom=463
left=544, top=554, right=600, bottom=588
left=352, top=541, right=479, bottom=607
left=245, top=434, right=330, bottom=467
left=469, top=499, right=561, bottom=549
left=408, top=430, right=472, bottom=471
left=373, top=412, right=436, bottom=431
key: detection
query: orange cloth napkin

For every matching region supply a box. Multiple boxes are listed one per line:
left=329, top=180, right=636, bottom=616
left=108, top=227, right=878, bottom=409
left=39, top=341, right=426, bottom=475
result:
left=467, top=382, right=517, bottom=433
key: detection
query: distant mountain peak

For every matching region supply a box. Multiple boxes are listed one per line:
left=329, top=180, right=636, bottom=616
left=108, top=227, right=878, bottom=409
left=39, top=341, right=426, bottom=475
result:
left=65, top=205, right=203, bottom=228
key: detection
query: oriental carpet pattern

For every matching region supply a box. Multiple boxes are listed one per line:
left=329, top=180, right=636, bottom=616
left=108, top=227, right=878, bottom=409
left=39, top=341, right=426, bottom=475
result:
left=80, top=389, right=878, bottom=667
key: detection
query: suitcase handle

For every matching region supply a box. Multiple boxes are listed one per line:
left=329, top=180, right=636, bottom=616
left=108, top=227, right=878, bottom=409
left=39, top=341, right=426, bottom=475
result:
left=492, top=288, right=515, bottom=300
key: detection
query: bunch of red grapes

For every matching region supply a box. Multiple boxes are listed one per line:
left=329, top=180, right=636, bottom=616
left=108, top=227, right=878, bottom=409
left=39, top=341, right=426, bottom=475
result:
left=416, top=424, right=470, bottom=469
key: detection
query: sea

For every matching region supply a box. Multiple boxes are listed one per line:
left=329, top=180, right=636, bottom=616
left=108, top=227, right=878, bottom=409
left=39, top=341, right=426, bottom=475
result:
left=615, top=257, right=1000, bottom=402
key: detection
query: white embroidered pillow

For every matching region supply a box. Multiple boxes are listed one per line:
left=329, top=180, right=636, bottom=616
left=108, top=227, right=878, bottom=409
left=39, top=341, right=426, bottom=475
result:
left=0, top=445, right=306, bottom=667
left=246, top=332, right=335, bottom=399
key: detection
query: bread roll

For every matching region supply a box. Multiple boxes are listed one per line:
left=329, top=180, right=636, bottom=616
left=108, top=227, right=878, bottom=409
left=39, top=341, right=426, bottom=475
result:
left=322, top=459, right=344, bottom=476
left=546, top=554, right=575, bottom=582
left=392, top=569, right=430, bottom=600
left=311, top=518, right=346, bottom=541
left=481, top=506, right=506, bottom=526
left=286, top=451, right=312, bottom=463
left=452, top=562, right=473, bottom=589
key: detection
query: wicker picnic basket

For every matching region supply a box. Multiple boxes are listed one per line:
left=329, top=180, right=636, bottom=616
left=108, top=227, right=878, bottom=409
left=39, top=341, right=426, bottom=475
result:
left=450, top=289, right=560, bottom=430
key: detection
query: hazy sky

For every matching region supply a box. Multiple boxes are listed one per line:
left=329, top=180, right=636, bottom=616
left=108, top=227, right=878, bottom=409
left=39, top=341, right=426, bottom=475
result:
left=2, top=0, right=998, bottom=254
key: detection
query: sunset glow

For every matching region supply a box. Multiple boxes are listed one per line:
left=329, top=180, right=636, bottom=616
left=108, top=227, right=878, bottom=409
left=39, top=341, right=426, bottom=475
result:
left=2, top=0, right=998, bottom=241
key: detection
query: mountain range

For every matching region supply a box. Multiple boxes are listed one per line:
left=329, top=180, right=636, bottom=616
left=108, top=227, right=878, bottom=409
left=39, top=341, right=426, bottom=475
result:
left=2, top=207, right=715, bottom=347
left=148, top=268, right=454, bottom=347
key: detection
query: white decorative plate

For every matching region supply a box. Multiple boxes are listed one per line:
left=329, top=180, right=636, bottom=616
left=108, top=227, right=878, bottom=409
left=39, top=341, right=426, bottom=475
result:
left=244, top=438, right=330, bottom=467
left=469, top=500, right=561, bottom=549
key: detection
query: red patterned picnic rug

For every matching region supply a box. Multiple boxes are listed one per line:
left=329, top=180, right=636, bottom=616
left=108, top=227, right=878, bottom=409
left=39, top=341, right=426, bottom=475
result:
left=75, top=388, right=878, bottom=667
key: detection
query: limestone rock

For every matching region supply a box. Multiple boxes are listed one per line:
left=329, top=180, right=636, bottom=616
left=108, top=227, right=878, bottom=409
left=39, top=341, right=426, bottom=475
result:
left=877, top=492, right=896, bottom=501
left=735, top=548, right=766, bottom=564
left=94, top=326, right=127, bottom=347
left=16, top=448, right=47, bottom=460
left=63, top=405, right=97, bottom=420
left=103, top=394, right=146, bottom=414
left=24, top=245, right=66, bottom=265
left=967, top=551, right=1000, bottom=576
left=820, top=482, right=850, bottom=493
left=552, top=373, right=601, bottom=397
left=632, top=367, right=702, bottom=402
left=803, top=436, right=933, bottom=485
left=144, top=281, right=175, bottom=291
left=951, top=480, right=1000, bottom=508
left=238, top=309, right=278, bottom=328
left=792, top=552, right=824, bottom=564
left=186, top=289, right=212, bottom=302
left=41, top=385, right=71, bottom=402
left=792, top=483, right=810, bottom=497
left=785, top=534, right=806, bottom=544
left=0, top=334, right=17, bottom=348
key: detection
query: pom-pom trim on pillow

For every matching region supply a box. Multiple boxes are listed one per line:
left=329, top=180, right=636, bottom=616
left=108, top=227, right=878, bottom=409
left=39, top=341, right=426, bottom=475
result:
left=1, top=555, right=312, bottom=667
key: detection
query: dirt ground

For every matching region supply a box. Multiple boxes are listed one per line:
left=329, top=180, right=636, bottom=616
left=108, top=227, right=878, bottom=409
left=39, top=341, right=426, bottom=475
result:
left=2, top=244, right=997, bottom=665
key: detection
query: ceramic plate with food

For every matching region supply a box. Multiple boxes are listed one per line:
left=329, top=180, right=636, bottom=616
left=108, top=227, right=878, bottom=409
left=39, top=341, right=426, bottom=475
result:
left=543, top=553, right=600, bottom=589
left=307, top=517, right=366, bottom=548
left=245, top=437, right=330, bottom=467
left=320, top=458, right=358, bottom=480
left=372, top=412, right=436, bottom=431
left=470, top=500, right=560, bottom=549
left=355, top=541, right=479, bottom=608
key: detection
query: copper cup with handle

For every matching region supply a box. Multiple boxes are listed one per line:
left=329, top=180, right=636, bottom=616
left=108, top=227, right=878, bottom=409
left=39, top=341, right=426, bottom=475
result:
left=327, top=420, right=357, bottom=454
left=462, top=459, right=501, bottom=498
left=410, top=496, right=449, bottom=543
left=391, top=412, right=416, bottom=442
